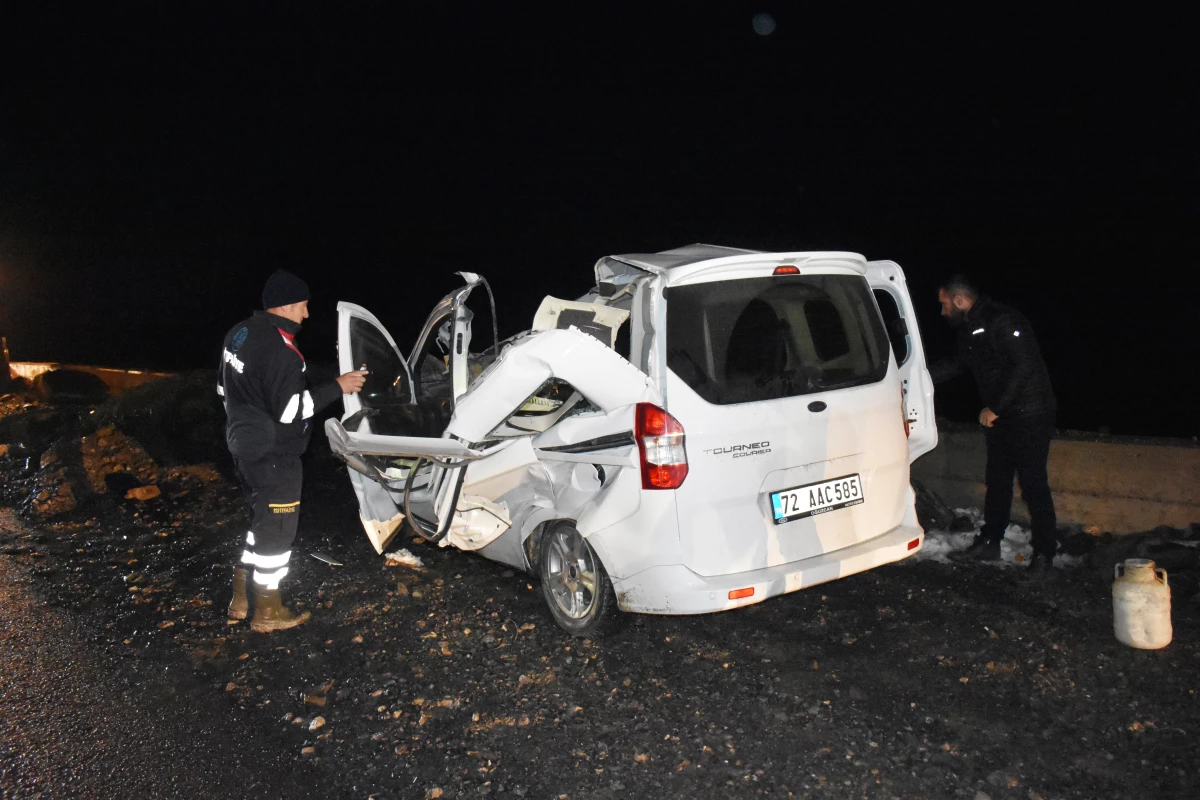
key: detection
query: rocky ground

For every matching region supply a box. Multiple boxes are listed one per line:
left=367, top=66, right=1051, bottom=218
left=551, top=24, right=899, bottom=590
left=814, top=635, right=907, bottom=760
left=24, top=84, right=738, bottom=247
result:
left=1, top=375, right=1197, bottom=799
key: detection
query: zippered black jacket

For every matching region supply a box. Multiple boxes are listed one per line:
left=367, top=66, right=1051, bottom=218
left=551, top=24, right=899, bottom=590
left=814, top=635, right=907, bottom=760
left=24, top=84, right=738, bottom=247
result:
left=928, top=297, right=1056, bottom=420
left=218, top=311, right=342, bottom=460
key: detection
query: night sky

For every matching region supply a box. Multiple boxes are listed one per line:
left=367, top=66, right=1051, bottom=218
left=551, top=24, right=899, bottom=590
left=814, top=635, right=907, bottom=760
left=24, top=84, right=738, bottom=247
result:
left=1, top=4, right=1195, bottom=437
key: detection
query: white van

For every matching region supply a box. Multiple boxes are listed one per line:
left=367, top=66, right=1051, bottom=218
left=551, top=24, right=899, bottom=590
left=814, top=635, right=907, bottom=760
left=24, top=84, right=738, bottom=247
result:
left=326, top=244, right=937, bottom=635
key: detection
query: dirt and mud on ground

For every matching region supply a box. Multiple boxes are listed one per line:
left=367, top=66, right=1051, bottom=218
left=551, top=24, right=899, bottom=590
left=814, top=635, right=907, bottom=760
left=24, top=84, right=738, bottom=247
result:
left=1, top=376, right=1198, bottom=799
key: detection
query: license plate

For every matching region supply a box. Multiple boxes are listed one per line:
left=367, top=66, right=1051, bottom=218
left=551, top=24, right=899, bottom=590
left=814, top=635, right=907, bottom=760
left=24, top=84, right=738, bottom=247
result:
left=771, top=474, right=864, bottom=524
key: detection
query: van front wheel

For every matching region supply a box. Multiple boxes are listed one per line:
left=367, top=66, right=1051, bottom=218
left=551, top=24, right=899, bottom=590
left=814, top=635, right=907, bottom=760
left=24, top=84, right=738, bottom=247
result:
left=538, top=521, right=622, bottom=637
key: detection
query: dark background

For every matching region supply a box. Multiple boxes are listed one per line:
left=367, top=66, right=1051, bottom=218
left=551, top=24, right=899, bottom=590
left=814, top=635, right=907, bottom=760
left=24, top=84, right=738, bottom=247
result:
left=0, top=4, right=1195, bottom=437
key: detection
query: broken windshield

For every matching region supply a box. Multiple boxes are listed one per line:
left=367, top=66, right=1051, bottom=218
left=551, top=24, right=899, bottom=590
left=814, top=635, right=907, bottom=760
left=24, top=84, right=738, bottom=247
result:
left=665, top=274, right=890, bottom=405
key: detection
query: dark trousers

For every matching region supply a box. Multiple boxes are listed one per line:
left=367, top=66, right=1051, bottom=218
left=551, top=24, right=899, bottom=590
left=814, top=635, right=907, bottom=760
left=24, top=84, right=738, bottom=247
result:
left=233, top=454, right=303, bottom=587
left=980, top=413, right=1057, bottom=556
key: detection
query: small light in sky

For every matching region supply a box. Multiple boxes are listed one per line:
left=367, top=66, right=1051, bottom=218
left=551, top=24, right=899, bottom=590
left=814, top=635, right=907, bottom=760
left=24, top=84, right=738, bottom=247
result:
left=752, top=12, right=777, bottom=36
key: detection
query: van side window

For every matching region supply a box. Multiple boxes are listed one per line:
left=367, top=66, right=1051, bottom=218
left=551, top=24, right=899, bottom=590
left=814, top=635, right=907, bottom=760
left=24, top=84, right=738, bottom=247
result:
left=350, top=317, right=412, bottom=407
left=872, top=289, right=909, bottom=366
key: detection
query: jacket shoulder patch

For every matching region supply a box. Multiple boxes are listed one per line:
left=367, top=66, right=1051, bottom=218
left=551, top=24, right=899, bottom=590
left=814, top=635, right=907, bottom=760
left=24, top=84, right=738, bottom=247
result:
left=231, top=326, right=249, bottom=351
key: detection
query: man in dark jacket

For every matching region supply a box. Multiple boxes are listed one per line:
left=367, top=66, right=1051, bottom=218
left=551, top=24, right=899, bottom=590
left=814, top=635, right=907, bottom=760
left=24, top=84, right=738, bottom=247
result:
left=218, top=270, right=367, bottom=631
left=930, top=276, right=1058, bottom=574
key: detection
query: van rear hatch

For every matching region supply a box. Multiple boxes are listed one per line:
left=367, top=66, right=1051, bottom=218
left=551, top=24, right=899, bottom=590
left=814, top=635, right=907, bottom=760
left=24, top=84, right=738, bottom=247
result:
left=664, top=267, right=911, bottom=577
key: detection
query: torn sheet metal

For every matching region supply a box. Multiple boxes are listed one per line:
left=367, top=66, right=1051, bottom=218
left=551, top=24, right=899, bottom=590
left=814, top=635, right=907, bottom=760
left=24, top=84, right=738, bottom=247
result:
left=531, top=296, right=630, bottom=349
left=449, top=328, right=660, bottom=443
left=360, top=510, right=405, bottom=555
left=447, top=494, right=512, bottom=551
left=325, top=419, right=483, bottom=460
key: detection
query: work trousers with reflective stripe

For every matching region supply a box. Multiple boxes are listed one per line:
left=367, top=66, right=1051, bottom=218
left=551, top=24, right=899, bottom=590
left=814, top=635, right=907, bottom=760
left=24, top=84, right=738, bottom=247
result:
left=233, top=454, right=303, bottom=589
left=980, top=412, right=1058, bottom=557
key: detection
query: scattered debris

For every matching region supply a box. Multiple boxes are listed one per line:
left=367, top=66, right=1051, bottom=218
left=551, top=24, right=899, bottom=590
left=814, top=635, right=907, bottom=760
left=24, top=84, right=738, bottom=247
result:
left=310, top=551, right=343, bottom=566
left=384, top=549, right=423, bottom=569
left=2, top=386, right=1197, bottom=799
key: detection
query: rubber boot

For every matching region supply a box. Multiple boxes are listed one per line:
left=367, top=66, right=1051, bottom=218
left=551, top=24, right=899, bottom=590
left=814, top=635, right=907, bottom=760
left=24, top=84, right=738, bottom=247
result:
left=950, top=534, right=1002, bottom=563
left=228, top=567, right=250, bottom=621
left=1026, top=551, right=1056, bottom=578
left=250, top=587, right=312, bottom=633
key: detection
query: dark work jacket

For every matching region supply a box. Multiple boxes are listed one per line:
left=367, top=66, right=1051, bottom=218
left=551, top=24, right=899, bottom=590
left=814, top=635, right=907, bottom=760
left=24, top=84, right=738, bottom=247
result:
left=218, top=311, right=342, bottom=460
left=928, top=298, right=1056, bottom=420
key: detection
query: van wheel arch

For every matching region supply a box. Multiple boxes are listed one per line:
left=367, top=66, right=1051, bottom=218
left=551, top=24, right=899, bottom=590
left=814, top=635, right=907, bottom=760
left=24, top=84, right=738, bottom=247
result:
left=530, top=519, right=623, bottom=637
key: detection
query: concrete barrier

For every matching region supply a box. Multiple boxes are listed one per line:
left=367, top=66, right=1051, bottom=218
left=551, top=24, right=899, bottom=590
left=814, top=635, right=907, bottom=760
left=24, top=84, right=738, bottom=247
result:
left=7, top=362, right=174, bottom=397
left=912, top=422, right=1200, bottom=534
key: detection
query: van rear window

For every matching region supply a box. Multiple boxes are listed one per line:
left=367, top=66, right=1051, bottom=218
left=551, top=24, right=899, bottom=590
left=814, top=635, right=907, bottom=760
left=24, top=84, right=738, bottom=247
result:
left=665, top=274, right=890, bottom=405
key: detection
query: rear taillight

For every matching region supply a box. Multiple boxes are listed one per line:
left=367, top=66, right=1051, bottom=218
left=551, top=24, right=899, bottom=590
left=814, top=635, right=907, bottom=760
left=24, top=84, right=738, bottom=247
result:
left=900, top=384, right=910, bottom=438
left=635, top=402, right=688, bottom=490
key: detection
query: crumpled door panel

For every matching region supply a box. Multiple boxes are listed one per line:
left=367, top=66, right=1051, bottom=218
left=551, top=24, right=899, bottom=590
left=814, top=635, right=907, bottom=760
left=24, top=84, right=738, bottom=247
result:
left=328, top=326, right=661, bottom=561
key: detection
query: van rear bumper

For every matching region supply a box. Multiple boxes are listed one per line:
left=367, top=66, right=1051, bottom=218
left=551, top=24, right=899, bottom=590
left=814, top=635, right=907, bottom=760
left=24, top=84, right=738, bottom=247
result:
left=610, top=523, right=924, bottom=615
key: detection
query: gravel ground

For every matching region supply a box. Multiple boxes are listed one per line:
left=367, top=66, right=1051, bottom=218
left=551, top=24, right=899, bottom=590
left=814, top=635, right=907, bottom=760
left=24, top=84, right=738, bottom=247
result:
left=1, top=381, right=1197, bottom=799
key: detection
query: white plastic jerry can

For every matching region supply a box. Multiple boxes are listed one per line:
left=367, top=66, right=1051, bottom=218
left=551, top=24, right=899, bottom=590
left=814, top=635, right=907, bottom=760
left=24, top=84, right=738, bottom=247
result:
left=1112, top=558, right=1173, bottom=649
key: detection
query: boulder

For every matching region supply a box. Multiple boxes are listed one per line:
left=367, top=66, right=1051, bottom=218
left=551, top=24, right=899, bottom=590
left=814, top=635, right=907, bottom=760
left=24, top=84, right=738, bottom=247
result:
left=81, top=425, right=161, bottom=493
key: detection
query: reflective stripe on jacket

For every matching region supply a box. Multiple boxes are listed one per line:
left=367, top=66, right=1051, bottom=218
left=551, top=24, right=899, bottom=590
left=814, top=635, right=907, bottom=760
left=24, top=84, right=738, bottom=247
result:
left=218, top=311, right=342, bottom=459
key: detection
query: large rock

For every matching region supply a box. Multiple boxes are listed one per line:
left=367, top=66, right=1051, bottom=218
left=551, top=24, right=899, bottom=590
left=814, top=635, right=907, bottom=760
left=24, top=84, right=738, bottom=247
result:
left=81, top=425, right=160, bottom=493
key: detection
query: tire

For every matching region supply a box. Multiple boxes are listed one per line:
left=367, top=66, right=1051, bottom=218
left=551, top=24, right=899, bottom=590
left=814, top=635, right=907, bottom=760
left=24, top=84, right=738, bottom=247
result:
left=537, top=521, right=623, bottom=637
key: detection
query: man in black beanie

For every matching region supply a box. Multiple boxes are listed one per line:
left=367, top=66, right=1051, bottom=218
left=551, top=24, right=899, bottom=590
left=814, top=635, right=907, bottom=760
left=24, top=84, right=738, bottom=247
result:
left=217, top=269, right=367, bottom=631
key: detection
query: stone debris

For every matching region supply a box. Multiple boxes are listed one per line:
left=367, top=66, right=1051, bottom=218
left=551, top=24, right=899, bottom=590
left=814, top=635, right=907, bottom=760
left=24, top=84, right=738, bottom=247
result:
left=125, top=485, right=162, bottom=501
left=3, top=381, right=1198, bottom=800
left=29, top=468, right=77, bottom=517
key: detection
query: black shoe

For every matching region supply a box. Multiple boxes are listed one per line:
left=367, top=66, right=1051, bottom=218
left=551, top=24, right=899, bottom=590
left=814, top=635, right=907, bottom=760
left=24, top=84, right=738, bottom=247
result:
left=952, top=536, right=1002, bottom=562
left=1027, top=552, right=1056, bottom=577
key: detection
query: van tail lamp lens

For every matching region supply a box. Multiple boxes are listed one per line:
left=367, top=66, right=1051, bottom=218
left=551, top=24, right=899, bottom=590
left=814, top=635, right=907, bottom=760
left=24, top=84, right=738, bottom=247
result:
left=635, top=402, right=688, bottom=490
left=907, top=538, right=921, bottom=551
left=900, top=385, right=910, bottom=438
left=728, top=587, right=755, bottom=600
left=774, top=265, right=800, bottom=275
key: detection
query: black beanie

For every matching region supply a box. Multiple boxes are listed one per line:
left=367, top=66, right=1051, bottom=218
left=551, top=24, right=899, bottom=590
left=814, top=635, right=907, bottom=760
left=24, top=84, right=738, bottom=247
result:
left=262, top=269, right=310, bottom=309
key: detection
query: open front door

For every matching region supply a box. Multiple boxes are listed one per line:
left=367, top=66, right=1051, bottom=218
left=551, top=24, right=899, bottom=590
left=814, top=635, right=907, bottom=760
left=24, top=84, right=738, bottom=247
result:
left=337, top=302, right=415, bottom=417
left=335, top=302, right=438, bottom=553
left=326, top=415, right=483, bottom=552
left=865, top=261, right=938, bottom=462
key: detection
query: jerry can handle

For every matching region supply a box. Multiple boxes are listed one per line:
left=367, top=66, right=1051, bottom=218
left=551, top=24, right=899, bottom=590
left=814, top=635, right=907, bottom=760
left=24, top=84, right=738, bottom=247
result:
left=1113, top=563, right=1124, bottom=581
left=1155, top=568, right=1168, bottom=586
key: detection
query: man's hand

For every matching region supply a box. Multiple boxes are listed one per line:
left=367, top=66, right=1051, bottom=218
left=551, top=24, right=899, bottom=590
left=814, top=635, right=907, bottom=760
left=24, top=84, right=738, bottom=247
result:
left=979, top=407, right=999, bottom=428
left=336, top=370, right=368, bottom=394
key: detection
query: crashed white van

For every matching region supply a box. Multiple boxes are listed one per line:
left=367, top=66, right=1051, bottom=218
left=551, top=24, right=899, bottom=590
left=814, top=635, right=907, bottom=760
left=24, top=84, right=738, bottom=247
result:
left=326, top=244, right=937, bottom=635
